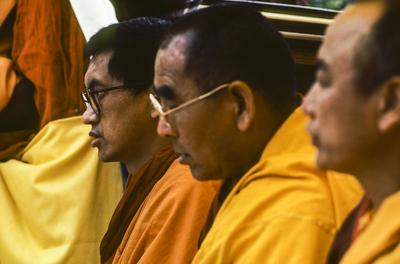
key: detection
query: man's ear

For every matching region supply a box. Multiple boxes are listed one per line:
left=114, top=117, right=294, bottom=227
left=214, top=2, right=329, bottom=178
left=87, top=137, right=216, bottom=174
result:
left=378, top=76, right=400, bottom=131
left=228, top=80, right=256, bottom=132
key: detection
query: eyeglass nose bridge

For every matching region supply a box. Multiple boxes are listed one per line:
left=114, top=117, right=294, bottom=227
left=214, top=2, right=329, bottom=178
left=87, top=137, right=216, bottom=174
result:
left=159, top=115, right=172, bottom=128
left=81, top=92, right=91, bottom=109
left=149, top=93, right=173, bottom=128
left=81, top=91, right=100, bottom=115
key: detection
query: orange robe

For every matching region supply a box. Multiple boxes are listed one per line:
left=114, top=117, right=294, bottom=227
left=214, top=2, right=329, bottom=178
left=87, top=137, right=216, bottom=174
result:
left=1, top=0, right=86, bottom=160
left=341, top=192, right=400, bottom=263
left=102, top=147, right=220, bottom=263
left=12, top=0, right=86, bottom=126
left=0, top=0, right=15, bottom=27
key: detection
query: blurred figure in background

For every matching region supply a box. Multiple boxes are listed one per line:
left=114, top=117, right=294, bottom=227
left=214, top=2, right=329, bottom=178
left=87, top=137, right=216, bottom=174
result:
left=303, top=0, right=400, bottom=262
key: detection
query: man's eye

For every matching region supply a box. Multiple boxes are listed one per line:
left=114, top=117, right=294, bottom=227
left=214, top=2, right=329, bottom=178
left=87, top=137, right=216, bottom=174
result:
left=318, top=78, right=332, bottom=88
left=316, top=71, right=332, bottom=88
left=96, top=91, right=106, bottom=100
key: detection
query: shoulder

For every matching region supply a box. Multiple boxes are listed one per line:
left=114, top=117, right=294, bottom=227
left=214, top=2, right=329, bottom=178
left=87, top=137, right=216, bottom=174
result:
left=143, top=159, right=220, bottom=215
left=210, top=173, right=342, bottom=243
left=226, top=159, right=362, bottom=231
left=154, top=159, right=220, bottom=199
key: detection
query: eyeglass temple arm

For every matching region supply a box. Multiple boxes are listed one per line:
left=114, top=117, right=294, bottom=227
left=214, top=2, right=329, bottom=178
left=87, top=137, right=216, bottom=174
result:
left=158, top=83, right=229, bottom=117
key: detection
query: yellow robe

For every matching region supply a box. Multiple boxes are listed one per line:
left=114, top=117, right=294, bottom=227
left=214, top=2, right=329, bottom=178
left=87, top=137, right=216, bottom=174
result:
left=192, top=107, right=363, bottom=263
left=0, top=116, right=122, bottom=263
left=341, top=192, right=400, bottom=264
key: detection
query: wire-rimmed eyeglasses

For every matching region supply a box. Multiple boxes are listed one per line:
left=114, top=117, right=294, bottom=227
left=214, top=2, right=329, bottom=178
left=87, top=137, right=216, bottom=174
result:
left=149, top=83, right=230, bottom=127
left=81, top=85, right=126, bottom=115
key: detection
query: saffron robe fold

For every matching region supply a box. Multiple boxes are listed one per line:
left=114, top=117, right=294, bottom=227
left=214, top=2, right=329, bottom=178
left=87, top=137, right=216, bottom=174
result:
left=12, top=0, right=86, bottom=127
left=104, top=154, right=220, bottom=263
left=101, top=146, right=179, bottom=262
left=0, top=116, right=122, bottom=263
left=192, top=107, right=364, bottom=263
left=341, top=191, right=400, bottom=264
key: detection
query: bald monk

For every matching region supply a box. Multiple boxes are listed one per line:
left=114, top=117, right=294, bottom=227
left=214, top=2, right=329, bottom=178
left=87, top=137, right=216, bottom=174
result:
left=82, top=18, right=219, bottom=263
left=303, top=0, right=400, bottom=262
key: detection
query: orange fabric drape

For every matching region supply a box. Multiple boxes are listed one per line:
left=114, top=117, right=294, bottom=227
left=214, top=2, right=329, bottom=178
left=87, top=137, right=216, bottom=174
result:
left=0, top=0, right=15, bottom=27
left=12, top=0, right=86, bottom=128
left=101, top=146, right=179, bottom=263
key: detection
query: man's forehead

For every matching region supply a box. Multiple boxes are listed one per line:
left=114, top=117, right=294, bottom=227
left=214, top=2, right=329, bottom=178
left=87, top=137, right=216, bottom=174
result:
left=156, top=34, right=189, bottom=76
left=318, top=2, right=382, bottom=66
left=85, top=50, right=116, bottom=87
left=87, top=51, right=111, bottom=74
left=165, top=34, right=190, bottom=60
left=154, top=34, right=192, bottom=95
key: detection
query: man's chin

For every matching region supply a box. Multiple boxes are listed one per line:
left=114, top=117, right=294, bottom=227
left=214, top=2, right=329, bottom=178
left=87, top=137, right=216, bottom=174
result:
left=98, top=150, right=115, bottom=163
left=316, top=154, right=330, bottom=170
left=190, top=166, right=217, bottom=181
left=190, top=166, right=205, bottom=181
left=316, top=153, right=339, bottom=172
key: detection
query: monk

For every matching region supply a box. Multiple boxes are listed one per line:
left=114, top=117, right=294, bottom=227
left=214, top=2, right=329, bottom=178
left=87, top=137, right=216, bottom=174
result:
left=303, top=0, right=400, bottom=262
left=1, top=1, right=122, bottom=263
left=82, top=17, right=219, bottom=263
left=151, top=4, right=363, bottom=263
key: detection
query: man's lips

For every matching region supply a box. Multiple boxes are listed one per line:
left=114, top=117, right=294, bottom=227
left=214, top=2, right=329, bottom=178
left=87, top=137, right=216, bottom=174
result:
left=306, top=124, right=320, bottom=148
left=89, top=130, right=102, bottom=147
left=308, top=131, right=321, bottom=148
left=173, top=146, right=192, bottom=165
left=178, top=153, right=192, bottom=165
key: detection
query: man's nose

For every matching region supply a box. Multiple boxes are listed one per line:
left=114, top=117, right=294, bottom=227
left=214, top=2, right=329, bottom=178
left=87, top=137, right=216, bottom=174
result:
left=302, top=86, right=317, bottom=119
left=156, top=117, right=177, bottom=138
left=81, top=104, right=99, bottom=124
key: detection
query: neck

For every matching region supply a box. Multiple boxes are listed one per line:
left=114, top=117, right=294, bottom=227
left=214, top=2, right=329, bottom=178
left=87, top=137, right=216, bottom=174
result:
left=124, top=136, right=169, bottom=175
left=354, top=151, right=400, bottom=207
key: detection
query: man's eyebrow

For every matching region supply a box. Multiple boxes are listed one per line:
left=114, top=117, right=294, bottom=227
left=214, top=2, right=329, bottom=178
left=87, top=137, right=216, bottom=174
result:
left=152, top=85, right=176, bottom=100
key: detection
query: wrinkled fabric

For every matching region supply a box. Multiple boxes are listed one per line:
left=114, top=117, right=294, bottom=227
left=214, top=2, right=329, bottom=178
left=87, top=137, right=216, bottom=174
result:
left=0, top=116, right=123, bottom=263
left=12, top=0, right=86, bottom=127
left=193, top=107, right=363, bottom=263
left=108, top=159, right=220, bottom=264
left=0, top=129, right=35, bottom=161
left=1, top=0, right=87, bottom=158
left=341, top=192, right=400, bottom=264
left=101, top=146, right=179, bottom=263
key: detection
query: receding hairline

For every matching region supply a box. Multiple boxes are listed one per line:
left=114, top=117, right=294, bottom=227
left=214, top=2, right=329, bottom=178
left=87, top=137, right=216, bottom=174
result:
left=349, top=0, right=388, bottom=96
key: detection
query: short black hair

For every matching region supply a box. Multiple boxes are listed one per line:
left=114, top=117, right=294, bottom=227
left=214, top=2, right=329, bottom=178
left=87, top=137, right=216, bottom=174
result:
left=85, top=17, right=170, bottom=93
left=353, top=0, right=400, bottom=96
left=160, top=4, right=296, bottom=116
